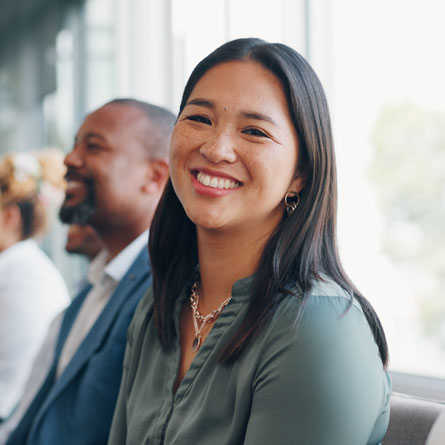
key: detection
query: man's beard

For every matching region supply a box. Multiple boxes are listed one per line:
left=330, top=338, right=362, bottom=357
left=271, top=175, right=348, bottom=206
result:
left=59, top=180, right=97, bottom=224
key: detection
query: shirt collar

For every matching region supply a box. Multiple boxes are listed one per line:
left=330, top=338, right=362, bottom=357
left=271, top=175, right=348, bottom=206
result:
left=86, top=230, right=149, bottom=286
left=87, top=249, right=109, bottom=286
left=104, top=230, right=149, bottom=282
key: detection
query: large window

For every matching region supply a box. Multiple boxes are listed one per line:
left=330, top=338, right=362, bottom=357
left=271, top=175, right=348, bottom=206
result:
left=320, top=0, right=445, bottom=380
left=170, top=0, right=307, bottom=111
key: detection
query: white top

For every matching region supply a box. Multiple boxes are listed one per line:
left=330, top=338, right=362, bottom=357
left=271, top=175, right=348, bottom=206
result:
left=56, top=231, right=149, bottom=377
left=426, top=409, right=445, bottom=445
left=0, top=240, right=70, bottom=419
left=0, top=312, right=64, bottom=443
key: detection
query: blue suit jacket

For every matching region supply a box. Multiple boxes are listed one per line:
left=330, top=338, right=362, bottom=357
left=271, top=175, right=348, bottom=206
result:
left=7, top=247, right=151, bottom=445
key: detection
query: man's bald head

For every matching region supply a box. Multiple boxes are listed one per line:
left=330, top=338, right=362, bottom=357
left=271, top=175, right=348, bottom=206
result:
left=105, top=98, right=175, bottom=159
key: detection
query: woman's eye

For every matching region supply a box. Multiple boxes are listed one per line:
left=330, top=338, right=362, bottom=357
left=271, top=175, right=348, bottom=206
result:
left=186, top=115, right=212, bottom=125
left=243, top=128, right=268, bottom=137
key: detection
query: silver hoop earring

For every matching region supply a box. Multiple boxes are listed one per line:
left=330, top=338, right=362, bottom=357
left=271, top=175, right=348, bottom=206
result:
left=284, top=192, right=300, bottom=216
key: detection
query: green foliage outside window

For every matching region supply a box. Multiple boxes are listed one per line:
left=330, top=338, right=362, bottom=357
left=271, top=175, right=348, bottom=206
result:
left=370, top=103, right=445, bottom=340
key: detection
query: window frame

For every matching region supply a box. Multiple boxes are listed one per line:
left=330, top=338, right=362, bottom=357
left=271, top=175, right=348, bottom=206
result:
left=391, top=371, right=445, bottom=403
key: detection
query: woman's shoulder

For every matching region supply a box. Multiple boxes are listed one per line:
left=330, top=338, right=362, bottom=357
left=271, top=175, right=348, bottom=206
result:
left=278, top=274, right=363, bottom=321
left=0, top=239, right=36, bottom=265
left=1, top=239, right=57, bottom=271
left=258, top=274, right=386, bottom=380
left=307, top=273, right=352, bottom=299
left=264, top=275, right=374, bottom=354
left=0, top=240, right=69, bottom=298
left=249, top=276, right=390, bottom=445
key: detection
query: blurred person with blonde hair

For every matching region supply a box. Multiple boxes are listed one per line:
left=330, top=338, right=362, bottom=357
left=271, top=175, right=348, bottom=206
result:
left=0, top=223, right=103, bottom=443
left=0, top=150, right=70, bottom=423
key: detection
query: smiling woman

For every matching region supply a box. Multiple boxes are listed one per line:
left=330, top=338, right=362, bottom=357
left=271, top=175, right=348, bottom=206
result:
left=108, top=38, right=391, bottom=445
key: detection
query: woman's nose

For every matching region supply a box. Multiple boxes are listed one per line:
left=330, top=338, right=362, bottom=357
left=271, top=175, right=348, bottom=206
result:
left=199, top=131, right=237, bottom=164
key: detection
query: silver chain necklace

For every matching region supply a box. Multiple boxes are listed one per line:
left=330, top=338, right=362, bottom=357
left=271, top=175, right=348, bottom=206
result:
left=189, top=279, right=232, bottom=352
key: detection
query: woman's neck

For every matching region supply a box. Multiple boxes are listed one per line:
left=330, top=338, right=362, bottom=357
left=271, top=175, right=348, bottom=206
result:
left=195, top=227, right=269, bottom=312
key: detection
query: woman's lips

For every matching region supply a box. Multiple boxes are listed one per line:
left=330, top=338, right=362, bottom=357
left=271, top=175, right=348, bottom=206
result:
left=195, top=171, right=240, bottom=190
left=192, top=168, right=242, bottom=189
left=190, top=169, right=242, bottom=197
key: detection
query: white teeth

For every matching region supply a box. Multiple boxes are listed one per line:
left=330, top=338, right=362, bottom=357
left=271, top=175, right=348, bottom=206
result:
left=196, top=172, right=240, bottom=189
left=202, top=175, right=211, bottom=186
left=65, top=181, right=83, bottom=190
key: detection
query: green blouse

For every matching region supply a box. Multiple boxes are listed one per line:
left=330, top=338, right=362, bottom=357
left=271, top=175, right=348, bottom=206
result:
left=109, top=276, right=391, bottom=445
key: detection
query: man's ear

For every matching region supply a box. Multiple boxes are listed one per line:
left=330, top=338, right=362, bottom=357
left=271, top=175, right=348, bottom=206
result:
left=141, top=159, right=169, bottom=194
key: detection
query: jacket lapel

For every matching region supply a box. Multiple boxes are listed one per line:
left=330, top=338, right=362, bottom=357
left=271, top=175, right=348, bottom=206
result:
left=54, top=283, right=92, bottom=359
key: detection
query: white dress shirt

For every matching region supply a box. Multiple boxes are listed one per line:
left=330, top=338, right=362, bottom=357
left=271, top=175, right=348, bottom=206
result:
left=0, top=240, right=70, bottom=419
left=56, top=231, right=148, bottom=377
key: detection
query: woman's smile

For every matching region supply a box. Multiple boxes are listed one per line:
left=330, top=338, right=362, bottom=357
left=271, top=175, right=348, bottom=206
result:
left=190, top=168, right=242, bottom=198
left=195, top=171, right=240, bottom=190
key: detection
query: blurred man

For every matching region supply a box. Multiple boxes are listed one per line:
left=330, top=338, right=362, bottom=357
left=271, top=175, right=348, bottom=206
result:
left=6, top=99, right=175, bottom=445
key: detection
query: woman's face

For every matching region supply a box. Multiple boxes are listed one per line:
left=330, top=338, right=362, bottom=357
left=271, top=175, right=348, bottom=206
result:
left=170, top=60, right=304, bottom=237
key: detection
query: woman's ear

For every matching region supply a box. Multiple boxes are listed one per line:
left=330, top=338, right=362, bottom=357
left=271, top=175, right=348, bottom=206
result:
left=289, top=167, right=307, bottom=194
left=0, top=204, right=22, bottom=249
left=3, top=203, right=21, bottom=230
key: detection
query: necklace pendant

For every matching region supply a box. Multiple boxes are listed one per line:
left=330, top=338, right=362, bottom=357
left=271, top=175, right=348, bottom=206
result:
left=192, top=336, right=201, bottom=352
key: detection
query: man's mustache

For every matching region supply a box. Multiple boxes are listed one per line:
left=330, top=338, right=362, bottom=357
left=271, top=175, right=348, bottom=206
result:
left=64, top=170, right=94, bottom=185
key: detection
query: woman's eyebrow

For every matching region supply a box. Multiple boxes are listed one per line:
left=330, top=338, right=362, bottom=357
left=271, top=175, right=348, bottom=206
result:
left=241, top=111, right=278, bottom=126
left=185, top=100, right=279, bottom=127
left=185, top=98, right=214, bottom=109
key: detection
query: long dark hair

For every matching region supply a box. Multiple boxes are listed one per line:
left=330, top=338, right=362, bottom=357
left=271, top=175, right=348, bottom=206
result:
left=149, top=38, right=389, bottom=366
